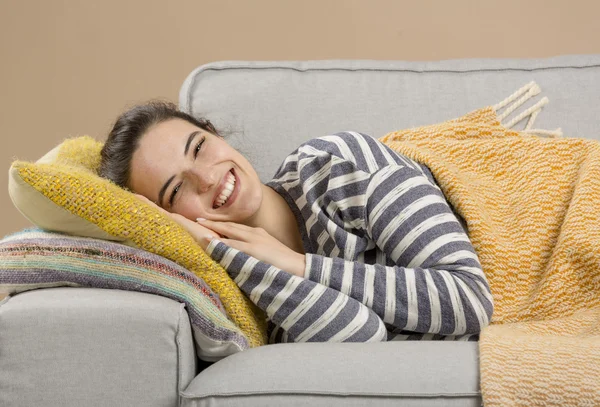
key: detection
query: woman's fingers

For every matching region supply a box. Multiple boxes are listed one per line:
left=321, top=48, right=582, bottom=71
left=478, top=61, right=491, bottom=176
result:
left=196, top=219, right=255, bottom=240
left=171, top=220, right=221, bottom=250
left=197, top=218, right=253, bottom=232
left=132, top=195, right=246, bottom=241
left=134, top=193, right=170, bottom=216
left=183, top=221, right=217, bottom=238
left=133, top=194, right=156, bottom=206
left=132, top=194, right=222, bottom=244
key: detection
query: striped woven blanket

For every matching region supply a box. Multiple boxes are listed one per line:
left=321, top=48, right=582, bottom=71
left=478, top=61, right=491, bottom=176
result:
left=0, top=228, right=251, bottom=360
left=381, top=83, right=600, bottom=406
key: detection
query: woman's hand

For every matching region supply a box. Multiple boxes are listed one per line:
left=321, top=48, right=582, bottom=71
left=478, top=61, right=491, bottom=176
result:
left=133, top=194, right=220, bottom=251
left=132, top=194, right=306, bottom=277
left=197, top=219, right=306, bottom=278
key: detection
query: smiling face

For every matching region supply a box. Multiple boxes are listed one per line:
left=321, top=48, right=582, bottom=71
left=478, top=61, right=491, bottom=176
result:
left=129, top=118, right=263, bottom=223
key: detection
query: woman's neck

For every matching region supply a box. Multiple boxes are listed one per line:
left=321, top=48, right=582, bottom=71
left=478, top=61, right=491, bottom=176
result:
left=245, top=184, right=305, bottom=254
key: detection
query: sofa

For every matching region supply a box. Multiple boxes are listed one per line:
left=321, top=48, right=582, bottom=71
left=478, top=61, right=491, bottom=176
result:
left=2, top=55, right=600, bottom=407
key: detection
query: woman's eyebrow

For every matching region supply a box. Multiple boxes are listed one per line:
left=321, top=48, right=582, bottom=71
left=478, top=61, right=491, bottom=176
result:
left=184, top=131, right=200, bottom=155
left=157, top=130, right=200, bottom=208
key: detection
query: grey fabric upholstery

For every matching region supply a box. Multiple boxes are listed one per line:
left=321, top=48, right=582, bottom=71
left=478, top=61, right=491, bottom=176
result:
left=179, top=55, right=600, bottom=182
left=0, top=288, right=197, bottom=407
left=181, top=342, right=481, bottom=407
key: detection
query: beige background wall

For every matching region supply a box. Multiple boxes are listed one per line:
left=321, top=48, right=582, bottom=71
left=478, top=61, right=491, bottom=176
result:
left=1, top=0, right=599, bottom=240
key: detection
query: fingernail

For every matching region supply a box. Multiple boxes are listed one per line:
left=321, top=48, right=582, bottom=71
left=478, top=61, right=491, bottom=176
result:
left=196, top=218, right=206, bottom=222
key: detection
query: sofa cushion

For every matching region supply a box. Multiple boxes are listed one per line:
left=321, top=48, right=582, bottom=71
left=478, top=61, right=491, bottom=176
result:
left=179, top=55, right=600, bottom=182
left=7, top=135, right=267, bottom=349
left=0, top=227, right=250, bottom=360
left=180, top=341, right=481, bottom=407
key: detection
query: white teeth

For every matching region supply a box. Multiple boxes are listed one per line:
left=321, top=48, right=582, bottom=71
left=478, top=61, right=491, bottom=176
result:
left=214, top=170, right=236, bottom=208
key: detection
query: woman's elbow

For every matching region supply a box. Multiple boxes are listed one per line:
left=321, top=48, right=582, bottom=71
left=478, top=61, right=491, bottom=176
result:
left=466, top=276, right=494, bottom=334
left=481, top=297, right=494, bottom=329
left=467, top=296, right=494, bottom=334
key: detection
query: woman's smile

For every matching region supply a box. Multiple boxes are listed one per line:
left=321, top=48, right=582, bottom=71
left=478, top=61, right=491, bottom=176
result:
left=213, top=168, right=240, bottom=209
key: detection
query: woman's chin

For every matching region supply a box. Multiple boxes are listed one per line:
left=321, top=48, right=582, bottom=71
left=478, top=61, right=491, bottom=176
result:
left=231, top=205, right=259, bottom=224
left=230, top=193, right=263, bottom=224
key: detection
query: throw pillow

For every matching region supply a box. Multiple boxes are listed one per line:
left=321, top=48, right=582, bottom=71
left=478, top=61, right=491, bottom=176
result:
left=7, top=136, right=267, bottom=347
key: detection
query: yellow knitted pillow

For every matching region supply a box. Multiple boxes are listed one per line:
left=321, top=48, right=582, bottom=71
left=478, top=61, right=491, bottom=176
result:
left=8, top=136, right=268, bottom=347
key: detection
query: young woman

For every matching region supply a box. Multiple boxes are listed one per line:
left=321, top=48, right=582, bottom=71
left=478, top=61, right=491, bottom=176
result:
left=99, top=101, right=494, bottom=343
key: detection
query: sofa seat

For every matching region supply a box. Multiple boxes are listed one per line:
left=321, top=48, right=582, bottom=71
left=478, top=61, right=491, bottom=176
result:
left=181, top=341, right=481, bottom=407
left=0, top=288, right=197, bottom=407
left=1, top=288, right=481, bottom=407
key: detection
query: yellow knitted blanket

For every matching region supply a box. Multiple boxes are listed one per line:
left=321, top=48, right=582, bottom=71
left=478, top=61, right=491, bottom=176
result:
left=380, top=83, right=600, bottom=406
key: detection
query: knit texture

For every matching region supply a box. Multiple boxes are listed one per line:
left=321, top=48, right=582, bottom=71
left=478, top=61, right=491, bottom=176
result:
left=381, top=107, right=600, bottom=405
left=0, top=227, right=249, bottom=360
left=9, top=136, right=268, bottom=347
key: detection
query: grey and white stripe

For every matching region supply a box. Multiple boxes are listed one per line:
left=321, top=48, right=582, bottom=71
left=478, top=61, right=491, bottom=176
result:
left=207, top=132, right=493, bottom=343
left=206, top=240, right=388, bottom=343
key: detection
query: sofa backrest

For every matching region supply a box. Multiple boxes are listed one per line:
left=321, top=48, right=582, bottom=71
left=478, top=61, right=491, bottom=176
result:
left=179, top=55, right=600, bottom=181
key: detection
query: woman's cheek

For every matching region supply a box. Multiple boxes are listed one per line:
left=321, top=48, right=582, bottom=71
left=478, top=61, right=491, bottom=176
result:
left=177, top=197, right=203, bottom=221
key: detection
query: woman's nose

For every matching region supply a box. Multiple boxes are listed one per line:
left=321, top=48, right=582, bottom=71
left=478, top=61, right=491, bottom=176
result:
left=186, top=166, right=216, bottom=193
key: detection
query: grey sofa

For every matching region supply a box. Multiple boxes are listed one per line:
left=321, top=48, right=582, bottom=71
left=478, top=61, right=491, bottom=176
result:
left=2, top=55, right=600, bottom=407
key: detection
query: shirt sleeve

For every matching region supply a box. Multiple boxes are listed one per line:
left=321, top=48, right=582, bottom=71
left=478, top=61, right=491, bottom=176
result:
left=304, top=162, right=494, bottom=336
left=205, top=239, right=388, bottom=344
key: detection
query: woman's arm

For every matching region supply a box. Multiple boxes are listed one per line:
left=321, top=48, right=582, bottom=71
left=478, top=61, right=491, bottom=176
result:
left=205, top=239, right=388, bottom=343
left=304, top=163, right=494, bottom=336
left=265, top=132, right=494, bottom=337
left=135, top=194, right=388, bottom=344
left=201, top=161, right=492, bottom=339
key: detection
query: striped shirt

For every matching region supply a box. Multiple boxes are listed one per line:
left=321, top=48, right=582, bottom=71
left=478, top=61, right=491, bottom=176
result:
left=206, top=132, right=494, bottom=343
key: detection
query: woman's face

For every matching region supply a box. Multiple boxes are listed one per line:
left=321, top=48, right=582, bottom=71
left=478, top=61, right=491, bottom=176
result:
left=129, top=118, right=263, bottom=223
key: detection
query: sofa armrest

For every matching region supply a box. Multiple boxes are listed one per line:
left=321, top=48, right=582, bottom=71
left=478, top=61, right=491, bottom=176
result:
left=0, top=287, right=197, bottom=407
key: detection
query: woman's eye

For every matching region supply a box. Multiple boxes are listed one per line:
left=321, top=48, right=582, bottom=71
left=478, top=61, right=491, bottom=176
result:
left=169, top=136, right=204, bottom=207
left=194, top=138, right=205, bottom=158
left=169, top=183, right=181, bottom=207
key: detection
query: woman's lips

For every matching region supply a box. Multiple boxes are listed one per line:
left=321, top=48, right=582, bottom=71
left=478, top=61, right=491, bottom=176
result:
left=213, top=168, right=239, bottom=210
left=221, top=168, right=239, bottom=209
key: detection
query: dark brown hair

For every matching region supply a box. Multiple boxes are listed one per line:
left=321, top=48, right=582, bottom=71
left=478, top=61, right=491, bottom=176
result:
left=99, top=100, right=218, bottom=190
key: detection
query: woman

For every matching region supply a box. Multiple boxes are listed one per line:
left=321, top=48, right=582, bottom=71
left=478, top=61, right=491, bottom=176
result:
left=99, top=101, right=494, bottom=343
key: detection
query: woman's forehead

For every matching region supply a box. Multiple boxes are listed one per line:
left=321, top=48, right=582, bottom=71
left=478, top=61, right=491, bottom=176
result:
left=138, top=119, right=206, bottom=161
left=147, top=118, right=198, bottom=141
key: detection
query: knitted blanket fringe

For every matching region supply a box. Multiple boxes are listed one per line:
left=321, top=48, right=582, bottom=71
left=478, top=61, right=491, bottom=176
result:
left=380, top=82, right=600, bottom=406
